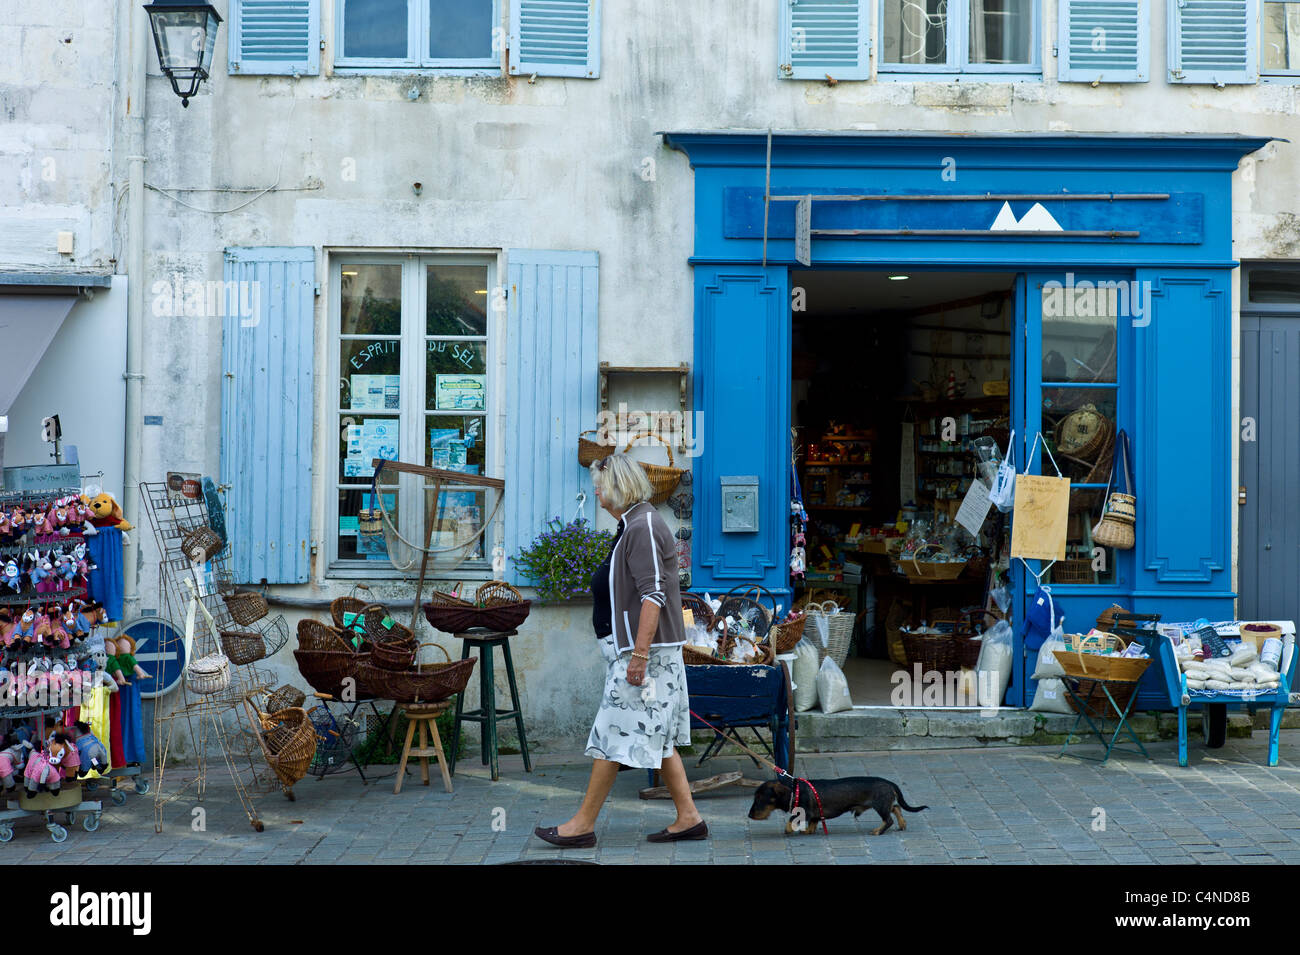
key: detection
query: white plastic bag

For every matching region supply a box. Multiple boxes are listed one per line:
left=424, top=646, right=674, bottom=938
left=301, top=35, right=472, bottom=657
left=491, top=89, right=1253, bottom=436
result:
left=976, top=620, right=1014, bottom=708
left=1032, top=633, right=1067, bottom=680
left=816, top=656, right=853, bottom=714
left=1030, top=677, right=1073, bottom=714
left=989, top=430, right=1017, bottom=513
left=792, top=639, right=820, bottom=712
left=810, top=607, right=830, bottom=648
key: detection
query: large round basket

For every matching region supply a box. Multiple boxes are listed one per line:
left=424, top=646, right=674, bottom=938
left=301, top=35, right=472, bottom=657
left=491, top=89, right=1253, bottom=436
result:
left=422, top=594, right=531, bottom=634
left=222, top=591, right=269, bottom=627
left=361, top=604, right=415, bottom=645
left=625, top=432, right=685, bottom=505
left=902, top=629, right=957, bottom=673
left=297, top=618, right=353, bottom=654
left=715, top=584, right=778, bottom=640
left=354, top=644, right=477, bottom=704
left=803, top=601, right=855, bottom=667
left=371, top=636, right=419, bottom=671
left=292, top=649, right=359, bottom=698
left=330, top=594, right=369, bottom=631
left=253, top=705, right=317, bottom=794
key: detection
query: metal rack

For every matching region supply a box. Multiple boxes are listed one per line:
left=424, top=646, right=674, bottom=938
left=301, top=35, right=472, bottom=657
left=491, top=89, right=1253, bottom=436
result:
left=140, top=480, right=274, bottom=833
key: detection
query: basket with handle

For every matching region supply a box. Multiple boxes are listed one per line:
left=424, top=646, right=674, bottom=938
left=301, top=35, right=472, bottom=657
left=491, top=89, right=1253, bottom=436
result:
left=354, top=642, right=477, bottom=704
left=475, top=580, right=524, bottom=607
left=370, top=635, right=419, bottom=671
left=895, top=543, right=967, bottom=581
left=682, top=642, right=724, bottom=665
left=578, top=429, right=613, bottom=468
left=361, top=603, right=415, bottom=646
left=804, top=600, right=855, bottom=667
left=768, top=610, right=807, bottom=654
left=265, top=684, right=307, bottom=713
left=222, top=591, right=270, bottom=627
left=715, top=584, right=778, bottom=640
left=247, top=703, right=317, bottom=796
left=179, top=525, right=224, bottom=564
left=296, top=618, right=354, bottom=654
left=902, top=628, right=957, bottom=673
left=625, top=432, right=685, bottom=505
left=1054, top=629, right=1149, bottom=718
left=680, top=592, right=715, bottom=631
left=719, top=634, right=775, bottom=666
left=1092, top=429, right=1136, bottom=550
left=180, top=576, right=231, bottom=695
left=954, top=609, right=1001, bottom=669
left=219, top=628, right=268, bottom=666
left=331, top=584, right=373, bottom=631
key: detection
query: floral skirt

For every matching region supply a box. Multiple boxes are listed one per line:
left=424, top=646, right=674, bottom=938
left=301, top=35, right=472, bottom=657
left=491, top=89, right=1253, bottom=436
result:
left=585, top=637, right=691, bottom=770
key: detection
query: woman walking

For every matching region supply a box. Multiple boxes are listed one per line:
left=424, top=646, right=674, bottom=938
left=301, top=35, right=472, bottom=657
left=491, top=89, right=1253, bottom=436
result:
left=534, top=453, right=707, bottom=847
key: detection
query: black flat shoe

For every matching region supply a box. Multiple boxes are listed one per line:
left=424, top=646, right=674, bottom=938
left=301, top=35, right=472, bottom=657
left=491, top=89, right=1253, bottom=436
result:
left=646, top=820, right=708, bottom=843
left=534, top=825, right=597, bottom=848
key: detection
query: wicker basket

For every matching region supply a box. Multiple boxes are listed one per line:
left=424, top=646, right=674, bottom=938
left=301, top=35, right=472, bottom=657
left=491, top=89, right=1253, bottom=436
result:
left=179, top=525, right=223, bottom=564
left=354, top=643, right=477, bottom=703
left=1054, top=646, right=1149, bottom=682
left=362, top=604, right=415, bottom=645
left=954, top=609, right=1000, bottom=669
left=895, top=544, right=967, bottom=581
left=186, top=651, right=231, bottom=695
left=330, top=595, right=369, bottom=631
left=293, top=649, right=361, bottom=698
left=422, top=594, right=531, bottom=634
left=902, top=629, right=957, bottom=673
left=297, top=618, right=353, bottom=654
left=625, top=432, right=685, bottom=505
left=768, top=611, right=807, bottom=654
left=804, top=601, right=855, bottom=667
left=578, top=429, right=613, bottom=468
left=371, top=637, right=419, bottom=671
left=1055, top=405, right=1111, bottom=460
left=222, top=591, right=269, bottom=627
left=265, top=684, right=307, bottom=712
left=680, top=593, right=715, bottom=631
left=1052, top=558, right=1096, bottom=585
left=254, top=706, right=317, bottom=793
left=220, top=628, right=267, bottom=665
left=475, top=580, right=523, bottom=607
left=715, top=584, right=778, bottom=640
left=683, top=643, right=724, bottom=665
left=721, top=635, right=775, bottom=666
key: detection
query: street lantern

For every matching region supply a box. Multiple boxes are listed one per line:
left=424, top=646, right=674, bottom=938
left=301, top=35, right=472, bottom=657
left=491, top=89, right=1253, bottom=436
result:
left=144, top=2, right=222, bottom=107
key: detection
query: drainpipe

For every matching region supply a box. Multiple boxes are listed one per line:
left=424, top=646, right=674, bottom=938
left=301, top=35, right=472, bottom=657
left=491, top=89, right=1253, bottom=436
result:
left=121, top=0, right=147, bottom=619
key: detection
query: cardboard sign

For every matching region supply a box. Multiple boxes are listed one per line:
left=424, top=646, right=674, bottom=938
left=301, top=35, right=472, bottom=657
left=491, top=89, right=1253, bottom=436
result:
left=955, top=477, right=993, bottom=538
left=1009, top=474, right=1071, bottom=561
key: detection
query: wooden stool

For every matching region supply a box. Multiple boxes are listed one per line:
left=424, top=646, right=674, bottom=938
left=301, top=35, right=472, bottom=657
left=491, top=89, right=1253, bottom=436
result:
left=450, top=628, right=532, bottom=782
left=394, top=701, right=453, bottom=795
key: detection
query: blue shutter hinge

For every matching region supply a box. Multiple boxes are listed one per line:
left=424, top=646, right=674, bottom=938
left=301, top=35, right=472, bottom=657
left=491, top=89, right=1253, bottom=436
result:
left=314, top=284, right=321, bottom=296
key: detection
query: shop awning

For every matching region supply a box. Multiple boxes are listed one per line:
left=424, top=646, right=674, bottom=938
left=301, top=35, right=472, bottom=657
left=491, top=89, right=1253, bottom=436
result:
left=0, top=273, right=111, bottom=415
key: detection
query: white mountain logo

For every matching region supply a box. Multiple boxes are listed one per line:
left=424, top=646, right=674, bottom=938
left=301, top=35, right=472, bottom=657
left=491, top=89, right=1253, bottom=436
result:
left=989, top=201, right=1063, bottom=232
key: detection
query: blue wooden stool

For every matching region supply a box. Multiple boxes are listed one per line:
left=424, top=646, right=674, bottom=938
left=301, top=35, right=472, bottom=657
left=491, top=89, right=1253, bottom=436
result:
left=449, top=629, right=532, bottom=781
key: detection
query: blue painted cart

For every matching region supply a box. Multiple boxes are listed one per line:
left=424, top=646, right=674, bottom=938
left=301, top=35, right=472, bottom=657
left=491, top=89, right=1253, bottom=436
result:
left=1130, top=621, right=1297, bottom=767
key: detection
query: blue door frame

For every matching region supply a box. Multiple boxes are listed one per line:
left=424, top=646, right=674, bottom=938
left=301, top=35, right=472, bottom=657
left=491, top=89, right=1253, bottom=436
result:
left=668, top=132, right=1270, bottom=708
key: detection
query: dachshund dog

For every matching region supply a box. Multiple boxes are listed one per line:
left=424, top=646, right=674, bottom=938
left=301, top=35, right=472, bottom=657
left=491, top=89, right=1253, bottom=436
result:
left=748, top=776, right=928, bottom=836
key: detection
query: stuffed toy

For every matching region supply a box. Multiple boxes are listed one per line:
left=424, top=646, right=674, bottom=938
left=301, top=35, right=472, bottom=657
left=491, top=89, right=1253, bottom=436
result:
left=24, top=735, right=68, bottom=795
left=0, top=738, right=32, bottom=791
left=71, top=723, right=108, bottom=778
left=53, top=551, right=77, bottom=590
left=86, top=492, right=132, bottom=531
left=27, top=551, right=51, bottom=593
left=74, top=502, right=97, bottom=536
left=9, top=608, right=38, bottom=647
left=112, top=635, right=149, bottom=683
left=0, top=559, right=20, bottom=594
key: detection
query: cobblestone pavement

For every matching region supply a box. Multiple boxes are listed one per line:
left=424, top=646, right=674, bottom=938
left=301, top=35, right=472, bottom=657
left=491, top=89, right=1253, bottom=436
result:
left=11, top=730, right=1300, bottom=864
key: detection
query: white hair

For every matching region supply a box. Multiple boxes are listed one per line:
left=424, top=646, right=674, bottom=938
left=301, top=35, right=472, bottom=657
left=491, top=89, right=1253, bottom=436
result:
left=589, top=453, right=654, bottom=513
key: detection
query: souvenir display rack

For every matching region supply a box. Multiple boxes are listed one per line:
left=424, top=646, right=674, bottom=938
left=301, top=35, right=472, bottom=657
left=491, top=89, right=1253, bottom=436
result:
left=0, top=485, right=104, bottom=842
left=140, top=480, right=273, bottom=833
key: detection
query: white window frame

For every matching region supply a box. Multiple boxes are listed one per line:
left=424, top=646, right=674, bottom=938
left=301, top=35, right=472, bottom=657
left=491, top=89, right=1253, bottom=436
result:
left=1261, top=0, right=1300, bottom=76
left=334, top=0, right=503, bottom=73
left=878, top=0, right=1041, bottom=74
left=327, top=252, right=501, bottom=578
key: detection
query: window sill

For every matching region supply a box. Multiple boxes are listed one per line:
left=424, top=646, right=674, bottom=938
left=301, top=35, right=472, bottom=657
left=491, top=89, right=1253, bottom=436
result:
left=877, top=72, right=1042, bottom=83
left=330, top=66, right=505, bottom=79
left=326, top=562, right=494, bottom=582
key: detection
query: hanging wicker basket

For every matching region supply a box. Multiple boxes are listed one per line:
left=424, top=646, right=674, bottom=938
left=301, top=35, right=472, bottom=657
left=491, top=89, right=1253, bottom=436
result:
left=251, top=705, right=317, bottom=795
left=578, top=429, right=613, bottom=468
left=292, top=649, right=358, bottom=698
left=625, top=432, right=685, bottom=505
left=186, top=651, right=231, bottom=696
left=222, top=591, right=269, bottom=627
left=1055, top=404, right=1111, bottom=460
left=220, top=629, right=267, bottom=665
left=179, top=525, right=223, bottom=564
left=265, top=684, right=307, bottom=713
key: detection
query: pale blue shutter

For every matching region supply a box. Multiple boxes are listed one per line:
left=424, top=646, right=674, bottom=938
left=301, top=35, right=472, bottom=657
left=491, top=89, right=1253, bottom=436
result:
left=1168, top=0, right=1258, bottom=83
left=779, top=0, right=869, bottom=80
left=503, top=250, right=599, bottom=586
left=228, top=0, right=320, bottom=76
left=221, top=247, right=316, bottom=584
left=509, top=0, right=601, bottom=77
left=1058, top=0, right=1149, bottom=81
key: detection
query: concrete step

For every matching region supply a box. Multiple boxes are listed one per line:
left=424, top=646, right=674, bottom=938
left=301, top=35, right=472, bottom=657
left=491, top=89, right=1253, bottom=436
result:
left=691, top=706, right=1270, bottom=754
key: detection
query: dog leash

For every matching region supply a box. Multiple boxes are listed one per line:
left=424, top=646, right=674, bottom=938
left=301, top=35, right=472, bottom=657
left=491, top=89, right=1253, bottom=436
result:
left=688, top=707, right=829, bottom=834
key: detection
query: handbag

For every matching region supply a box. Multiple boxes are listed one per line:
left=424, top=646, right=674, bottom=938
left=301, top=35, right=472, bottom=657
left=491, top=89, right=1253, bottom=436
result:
left=1092, top=429, right=1136, bottom=550
left=989, top=429, right=1016, bottom=513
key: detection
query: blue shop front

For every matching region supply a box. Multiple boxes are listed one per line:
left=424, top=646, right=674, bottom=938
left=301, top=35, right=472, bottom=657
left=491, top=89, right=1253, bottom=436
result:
left=663, top=132, right=1268, bottom=709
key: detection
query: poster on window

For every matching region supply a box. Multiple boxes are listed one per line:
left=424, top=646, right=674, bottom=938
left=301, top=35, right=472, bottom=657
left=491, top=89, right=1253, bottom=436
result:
left=434, top=374, right=486, bottom=411
left=343, top=424, right=368, bottom=477
left=429, top=427, right=481, bottom=474
left=350, top=374, right=400, bottom=411
left=346, top=418, right=398, bottom=477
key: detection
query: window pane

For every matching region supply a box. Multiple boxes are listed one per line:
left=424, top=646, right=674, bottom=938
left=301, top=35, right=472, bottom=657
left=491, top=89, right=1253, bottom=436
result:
left=1050, top=499, right=1117, bottom=585
left=1248, top=267, right=1300, bottom=304
left=426, top=415, right=486, bottom=474
left=343, top=0, right=408, bottom=58
left=1040, top=389, right=1116, bottom=481
left=969, top=0, right=1032, bottom=64
left=427, top=265, right=489, bottom=335
left=341, top=340, right=401, bottom=409
left=1041, top=283, right=1117, bottom=383
left=339, top=414, right=401, bottom=482
left=881, top=0, right=948, bottom=64
left=341, top=265, right=401, bottom=335
left=338, top=486, right=399, bottom=561
left=1263, top=2, right=1300, bottom=71
left=423, top=487, right=488, bottom=560
left=429, top=0, right=494, bottom=59
left=426, top=341, right=487, bottom=410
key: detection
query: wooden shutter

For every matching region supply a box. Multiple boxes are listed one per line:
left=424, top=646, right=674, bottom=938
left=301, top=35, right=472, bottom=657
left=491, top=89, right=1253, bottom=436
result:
left=228, top=0, right=320, bottom=76
left=1168, top=0, right=1258, bottom=84
left=509, top=0, right=601, bottom=78
left=780, top=0, right=869, bottom=80
left=221, top=247, right=316, bottom=584
left=503, top=250, right=599, bottom=585
left=1058, top=0, right=1149, bottom=82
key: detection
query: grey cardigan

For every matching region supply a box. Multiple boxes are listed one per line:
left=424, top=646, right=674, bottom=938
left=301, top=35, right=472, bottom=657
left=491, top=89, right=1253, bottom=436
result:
left=607, top=502, right=685, bottom=655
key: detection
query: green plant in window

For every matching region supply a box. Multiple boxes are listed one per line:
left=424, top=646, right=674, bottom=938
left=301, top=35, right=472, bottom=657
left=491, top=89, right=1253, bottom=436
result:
left=514, top=517, right=613, bottom=604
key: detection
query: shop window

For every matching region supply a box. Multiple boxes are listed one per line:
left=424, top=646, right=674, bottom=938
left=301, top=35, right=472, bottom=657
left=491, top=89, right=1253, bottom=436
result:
left=332, top=257, right=495, bottom=573
left=879, top=0, right=1040, bottom=73
left=1038, top=284, right=1118, bottom=586
left=1247, top=266, right=1300, bottom=303
left=1263, top=0, right=1300, bottom=73
left=337, top=0, right=498, bottom=69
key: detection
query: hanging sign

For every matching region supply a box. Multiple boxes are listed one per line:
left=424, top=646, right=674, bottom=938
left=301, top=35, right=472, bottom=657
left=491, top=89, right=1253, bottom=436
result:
left=795, top=196, right=812, bottom=266
left=1009, top=474, right=1071, bottom=561
left=899, top=422, right=917, bottom=506
left=955, top=477, right=993, bottom=538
